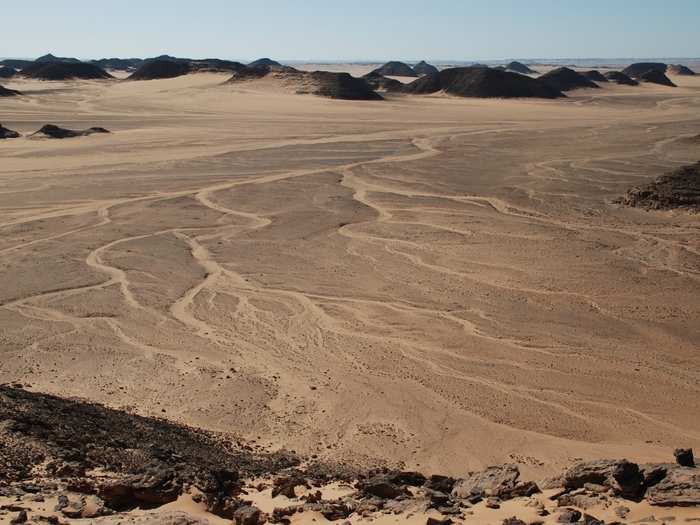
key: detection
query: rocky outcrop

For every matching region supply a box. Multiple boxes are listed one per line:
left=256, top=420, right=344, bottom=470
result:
left=506, top=61, right=538, bottom=74
left=0, top=123, right=21, bottom=139
left=20, top=62, right=112, bottom=80
left=363, top=71, right=404, bottom=91
left=302, top=71, right=383, bottom=100
left=248, top=58, right=282, bottom=68
left=675, top=448, right=695, bottom=467
left=401, top=67, right=564, bottom=98
left=451, top=464, right=539, bottom=501
left=127, top=60, right=192, bottom=80
left=647, top=467, right=700, bottom=506
left=369, top=61, right=418, bottom=77
left=562, top=459, right=644, bottom=499
left=639, top=69, right=676, bottom=87
left=622, top=62, right=668, bottom=78
left=604, top=71, right=639, bottom=85
left=0, top=85, right=21, bottom=97
left=413, top=60, right=439, bottom=76
left=539, top=67, right=599, bottom=91
left=31, top=124, right=111, bottom=139
left=581, top=70, right=608, bottom=83
left=617, top=162, right=700, bottom=211
left=0, top=66, right=16, bottom=78
left=667, top=64, right=696, bottom=76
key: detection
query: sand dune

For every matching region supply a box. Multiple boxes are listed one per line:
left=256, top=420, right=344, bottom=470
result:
left=1, top=71, right=699, bottom=492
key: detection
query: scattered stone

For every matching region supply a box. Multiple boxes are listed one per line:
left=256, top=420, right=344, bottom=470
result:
left=582, top=513, right=606, bottom=525
left=360, top=476, right=407, bottom=499
left=503, top=518, right=527, bottom=525
left=452, top=464, right=531, bottom=501
left=426, top=518, right=454, bottom=525
left=558, top=508, right=583, bottom=523
left=674, top=449, right=695, bottom=467
left=485, top=497, right=501, bottom=509
left=617, top=162, right=700, bottom=211
left=233, top=505, right=262, bottom=525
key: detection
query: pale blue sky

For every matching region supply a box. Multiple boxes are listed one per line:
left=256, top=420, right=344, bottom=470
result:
left=3, top=1, right=699, bottom=61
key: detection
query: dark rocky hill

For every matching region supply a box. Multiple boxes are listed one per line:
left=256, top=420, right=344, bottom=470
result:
left=0, top=59, right=33, bottom=69
left=604, top=71, right=639, bottom=85
left=92, top=58, right=144, bottom=71
left=363, top=71, right=404, bottom=91
left=248, top=58, right=282, bottom=68
left=667, top=64, right=696, bottom=76
left=0, top=85, right=22, bottom=97
left=639, top=69, right=676, bottom=87
left=413, top=60, right=439, bottom=76
left=20, top=62, right=112, bottom=80
left=506, top=61, right=538, bottom=74
left=31, top=124, right=110, bottom=138
left=369, top=61, right=417, bottom=77
left=622, top=62, right=667, bottom=78
left=401, top=67, right=564, bottom=99
left=301, top=71, right=383, bottom=100
left=35, top=53, right=82, bottom=64
left=128, top=60, right=192, bottom=80
left=0, top=66, right=16, bottom=78
left=581, top=70, right=608, bottom=83
left=539, top=67, right=599, bottom=91
left=617, top=162, right=700, bottom=211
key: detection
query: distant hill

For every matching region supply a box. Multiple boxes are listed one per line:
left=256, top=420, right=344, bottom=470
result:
left=400, top=66, right=563, bottom=99
left=0, top=66, right=16, bottom=79
left=91, top=58, right=144, bottom=71
left=581, top=70, right=608, bottom=83
left=127, top=60, right=192, bottom=80
left=0, top=59, right=32, bottom=70
left=248, top=58, right=282, bottom=68
left=506, top=61, right=538, bottom=74
left=19, top=62, right=112, bottom=80
left=667, top=64, right=696, bottom=76
left=539, top=67, right=599, bottom=91
left=35, top=53, right=82, bottom=64
left=622, top=62, right=667, bottom=78
left=369, top=61, right=418, bottom=77
left=639, top=70, right=676, bottom=87
left=604, top=71, right=638, bottom=85
left=413, top=61, right=439, bottom=76
left=363, top=71, right=404, bottom=91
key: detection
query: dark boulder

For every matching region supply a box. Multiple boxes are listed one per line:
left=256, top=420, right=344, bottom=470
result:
left=562, top=459, right=644, bottom=500
left=233, top=505, right=263, bottom=525
left=646, top=467, right=700, bottom=507
left=425, top=474, right=456, bottom=493
left=451, top=464, right=526, bottom=500
left=360, top=477, right=407, bottom=499
left=99, top=469, right=182, bottom=511
left=539, top=67, right=599, bottom=91
left=674, top=448, right=695, bottom=467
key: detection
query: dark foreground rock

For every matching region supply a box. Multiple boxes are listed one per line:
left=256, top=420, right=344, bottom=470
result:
left=539, top=67, right=599, bottom=91
left=401, top=66, right=564, bottom=98
left=31, top=124, right=111, bottom=139
left=562, top=459, right=644, bottom=499
left=0, top=85, right=21, bottom=97
left=0, top=123, right=21, bottom=139
left=675, top=448, right=695, bottom=467
left=19, top=62, right=112, bottom=80
left=451, top=464, right=539, bottom=501
left=604, top=71, right=639, bottom=85
left=617, top=162, right=700, bottom=211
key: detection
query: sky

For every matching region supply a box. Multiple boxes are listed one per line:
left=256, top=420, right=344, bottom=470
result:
left=3, top=1, right=699, bottom=61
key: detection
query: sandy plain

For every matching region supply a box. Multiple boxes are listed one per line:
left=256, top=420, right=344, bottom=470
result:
left=1, top=70, right=699, bottom=483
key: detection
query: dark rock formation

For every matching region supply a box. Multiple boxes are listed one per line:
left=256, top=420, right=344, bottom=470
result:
left=35, top=53, right=82, bottom=64
left=369, top=61, right=418, bottom=77
left=647, top=467, right=700, bottom=506
left=401, top=67, right=564, bottom=99
left=617, top=162, right=700, bottom=210
left=0, top=66, right=16, bottom=78
left=0, top=123, right=21, bottom=139
left=667, top=64, right=696, bottom=76
left=363, top=71, right=404, bottom=91
left=0, top=85, right=21, bottom=97
left=32, top=124, right=110, bottom=139
left=20, top=62, right=112, bottom=80
left=622, top=62, right=668, bottom=78
left=91, top=58, right=144, bottom=71
left=413, top=60, right=439, bottom=76
left=248, top=58, right=282, bottom=68
left=604, top=71, right=639, bottom=85
left=0, top=59, right=33, bottom=70
left=303, top=71, right=383, bottom=100
left=539, top=67, right=599, bottom=91
left=639, top=69, right=676, bottom=87
left=128, top=60, right=192, bottom=80
left=674, top=448, right=695, bottom=467
left=451, top=464, right=539, bottom=501
left=506, top=61, right=538, bottom=74
left=562, top=459, right=644, bottom=499
left=581, top=70, right=608, bottom=83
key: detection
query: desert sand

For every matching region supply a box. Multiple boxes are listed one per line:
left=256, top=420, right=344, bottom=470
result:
left=1, top=68, right=699, bottom=494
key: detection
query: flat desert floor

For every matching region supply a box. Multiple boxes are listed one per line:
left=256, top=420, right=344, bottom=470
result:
left=1, top=72, right=699, bottom=478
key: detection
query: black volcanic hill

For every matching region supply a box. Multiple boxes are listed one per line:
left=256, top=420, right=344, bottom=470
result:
left=35, top=53, right=82, bottom=63
left=0, top=85, right=22, bottom=97
left=0, top=59, right=33, bottom=69
left=667, top=64, right=696, bottom=76
left=303, top=71, right=382, bottom=100
left=370, top=61, right=418, bottom=77
left=506, top=61, right=538, bottom=74
left=618, top=162, right=700, bottom=211
left=31, top=124, right=110, bottom=139
left=0, top=66, right=16, bottom=79
left=604, top=71, right=639, bottom=85
left=622, top=62, right=667, bottom=78
left=20, top=62, right=112, bottom=80
left=639, top=70, right=676, bottom=87
left=539, top=67, right=599, bottom=91
left=401, top=67, right=563, bottom=99
left=92, top=57, right=144, bottom=71
left=191, top=58, right=248, bottom=73
left=128, top=60, right=192, bottom=80
left=248, top=57, right=282, bottom=68
left=582, top=70, right=608, bottom=83
left=363, top=71, right=403, bottom=91
left=413, top=60, right=439, bottom=76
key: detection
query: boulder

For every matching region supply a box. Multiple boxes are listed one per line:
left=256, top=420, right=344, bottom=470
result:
left=674, top=448, right=695, bottom=467
left=233, top=505, right=263, bottom=525
left=451, top=464, right=523, bottom=500
left=99, top=470, right=182, bottom=511
left=562, top=460, right=644, bottom=499
left=360, top=476, right=407, bottom=499
left=646, top=467, right=700, bottom=507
